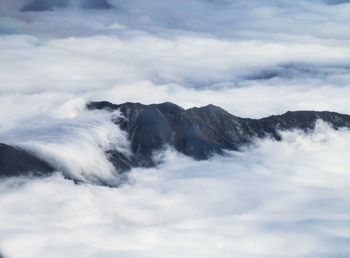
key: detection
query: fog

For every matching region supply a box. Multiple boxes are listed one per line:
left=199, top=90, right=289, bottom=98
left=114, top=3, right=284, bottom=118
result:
left=1, top=0, right=350, bottom=257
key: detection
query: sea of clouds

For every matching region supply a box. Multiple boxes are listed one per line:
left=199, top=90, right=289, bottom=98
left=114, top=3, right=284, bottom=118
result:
left=1, top=123, right=350, bottom=258
left=0, top=0, right=350, bottom=257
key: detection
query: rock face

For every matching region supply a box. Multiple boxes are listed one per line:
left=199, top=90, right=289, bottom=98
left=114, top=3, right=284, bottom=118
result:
left=20, top=0, right=114, bottom=12
left=1, top=101, right=350, bottom=182
left=0, top=143, right=54, bottom=178
left=80, top=0, right=114, bottom=9
left=87, top=101, right=350, bottom=171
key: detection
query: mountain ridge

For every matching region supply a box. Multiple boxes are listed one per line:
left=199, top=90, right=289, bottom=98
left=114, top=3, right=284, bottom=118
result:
left=87, top=101, right=350, bottom=173
left=1, top=101, right=350, bottom=185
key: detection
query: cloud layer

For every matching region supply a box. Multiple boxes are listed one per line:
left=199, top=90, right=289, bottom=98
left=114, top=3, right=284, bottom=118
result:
left=1, top=123, right=350, bottom=258
left=1, top=0, right=350, bottom=257
left=1, top=0, right=350, bottom=117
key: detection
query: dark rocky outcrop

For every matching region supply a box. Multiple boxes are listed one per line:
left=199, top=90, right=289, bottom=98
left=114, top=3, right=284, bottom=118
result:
left=20, top=0, right=114, bottom=12
left=21, top=0, right=69, bottom=11
left=80, top=0, right=114, bottom=9
left=88, top=101, right=350, bottom=171
left=0, top=143, right=54, bottom=178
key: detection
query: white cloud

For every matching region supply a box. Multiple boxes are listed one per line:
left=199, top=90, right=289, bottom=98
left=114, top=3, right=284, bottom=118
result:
left=1, top=34, right=350, bottom=91
left=1, top=123, right=350, bottom=258
left=1, top=33, right=350, bottom=118
left=0, top=93, right=130, bottom=185
left=1, top=1, right=350, bottom=257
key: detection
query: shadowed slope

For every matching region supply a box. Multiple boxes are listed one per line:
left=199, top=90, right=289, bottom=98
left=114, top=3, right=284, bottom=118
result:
left=21, top=0, right=69, bottom=11
left=0, top=143, right=54, bottom=177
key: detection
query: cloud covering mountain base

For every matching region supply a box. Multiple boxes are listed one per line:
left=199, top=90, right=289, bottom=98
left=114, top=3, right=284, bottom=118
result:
left=1, top=123, right=350, bottom=258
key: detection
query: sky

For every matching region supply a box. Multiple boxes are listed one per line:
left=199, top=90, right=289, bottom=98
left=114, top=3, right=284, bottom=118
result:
left=0, top=0, right=350, bottom=258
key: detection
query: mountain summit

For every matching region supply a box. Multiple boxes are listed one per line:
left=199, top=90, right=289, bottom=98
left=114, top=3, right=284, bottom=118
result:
left=88, top=101, right=350, bottom=172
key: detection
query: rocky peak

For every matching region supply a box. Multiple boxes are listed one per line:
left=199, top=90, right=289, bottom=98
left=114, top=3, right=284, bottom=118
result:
left=89, top=101, right=350, bottom=171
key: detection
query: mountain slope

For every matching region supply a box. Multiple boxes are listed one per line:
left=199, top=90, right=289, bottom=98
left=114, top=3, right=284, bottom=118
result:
left=0, top=143, right=54, bottom=177
left=88, top=101, right=350, bottom=170
left=1, top=101, right=350, bottom=184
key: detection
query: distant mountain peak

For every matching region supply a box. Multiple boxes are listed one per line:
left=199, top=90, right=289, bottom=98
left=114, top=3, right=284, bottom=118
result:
left=20, top=0, right=115, bottom=12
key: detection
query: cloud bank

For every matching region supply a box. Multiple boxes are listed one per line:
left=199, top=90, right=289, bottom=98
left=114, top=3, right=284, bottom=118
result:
left=1, top=0, right=350, bottom=257
left=1, top=0, right=350, bottom=117
left=1, top=123, right=350, bottom=258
